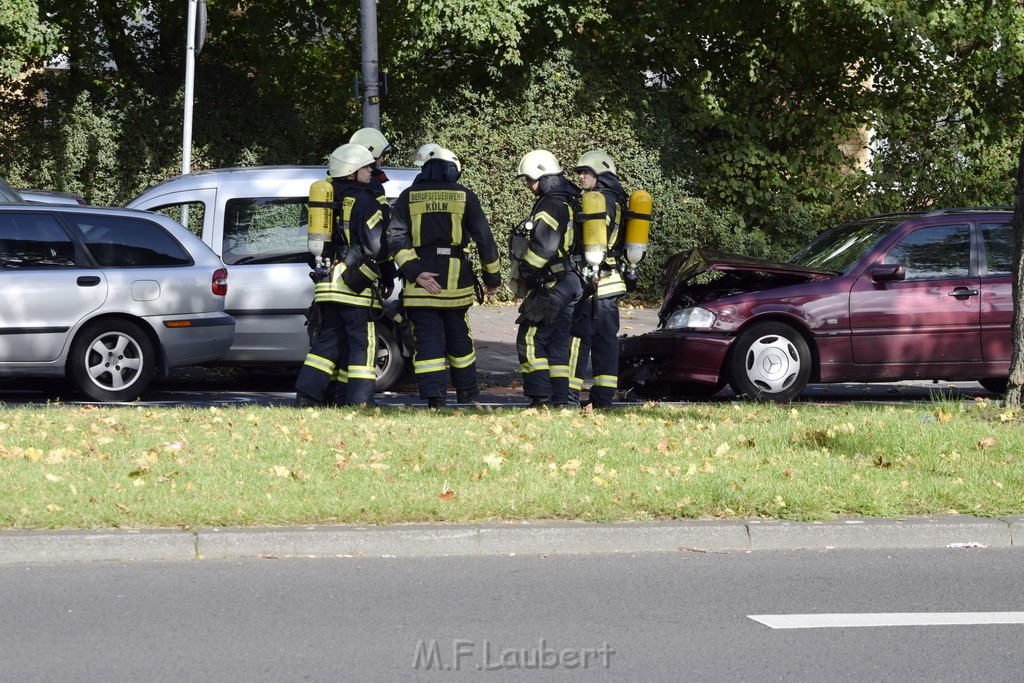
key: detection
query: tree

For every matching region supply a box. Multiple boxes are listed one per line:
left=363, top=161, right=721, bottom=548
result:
left=0, top=0, right=52, bottom=81
left=1008, top=140, right=1024, bottom=408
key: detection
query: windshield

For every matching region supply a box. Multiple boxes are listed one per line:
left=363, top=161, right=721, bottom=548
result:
left=788, top=220, right=897, bottom=274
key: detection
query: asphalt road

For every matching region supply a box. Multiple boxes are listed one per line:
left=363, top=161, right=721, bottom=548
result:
left=1, top=549, right=1021, bottom=681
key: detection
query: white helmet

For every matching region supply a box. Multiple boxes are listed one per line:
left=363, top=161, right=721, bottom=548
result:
left=425, top=146, right=462, bottom=172
left=348, top=127, right=392, bottom=158
left=413, top=143, right=440, bottom=167
left=328, top=143, right=376, bottom=178
left=574, top=150, right=617, bottom=175
left=516, top=149, right=562, bottom=180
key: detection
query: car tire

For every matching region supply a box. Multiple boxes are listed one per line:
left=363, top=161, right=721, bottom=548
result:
left=979, top=377, right=1008, bottom=395
left=374, top=324, right=405, bottom=392
left=728, top=321, right=811, bottom=402
left=68, top=319, right=157, bottom=402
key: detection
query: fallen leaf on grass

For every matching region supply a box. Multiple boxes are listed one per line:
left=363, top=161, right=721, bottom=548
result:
left=978, top=437, right=997, bottom=449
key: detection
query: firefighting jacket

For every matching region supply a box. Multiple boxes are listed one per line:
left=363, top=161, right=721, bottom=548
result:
left=313, top=177, right=390, bottom=308
left=387, top=169, right=501, bottom=308
left=519, top=174, right=580, bottom=289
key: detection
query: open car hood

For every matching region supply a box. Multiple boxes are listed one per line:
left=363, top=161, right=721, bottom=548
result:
left=657, top=248, right=836, bottom=322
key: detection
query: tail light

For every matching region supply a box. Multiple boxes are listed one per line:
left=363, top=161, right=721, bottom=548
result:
left=212, top=268, right=228, bottom=296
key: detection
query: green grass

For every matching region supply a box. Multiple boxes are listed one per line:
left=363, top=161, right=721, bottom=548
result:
left=1, top=399, right=1023, bottom=529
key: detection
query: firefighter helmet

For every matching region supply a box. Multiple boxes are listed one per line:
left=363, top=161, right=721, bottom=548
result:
left=426, top=146, right=462, bottom=172
left=413, top=143, right=440, bottom=167
left=574, top=150, right=617, bottom=175
left=328, top=143, right=376, bottom=178
left=516, top=149, right=562, bottom=180
left=349, top=127, right=392, bottom=158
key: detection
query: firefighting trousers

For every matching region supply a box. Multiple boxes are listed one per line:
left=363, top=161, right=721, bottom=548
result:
left=569, top=296, right=621, bottom=407
left=407, top=306, right=477, bottom=399
left=516, top=275, right=582, bottom=403
left=295, top=303, right=377, bottom=406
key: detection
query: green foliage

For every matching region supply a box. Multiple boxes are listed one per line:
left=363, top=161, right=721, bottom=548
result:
left=3, top=0, right=1024, bottom=275
left=0, top=0, right=53, bottom=80
left=390, top=49, right=747, bottom=300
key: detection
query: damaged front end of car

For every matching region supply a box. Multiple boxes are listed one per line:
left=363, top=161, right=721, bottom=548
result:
left=619, top=248, right=834, bottom=400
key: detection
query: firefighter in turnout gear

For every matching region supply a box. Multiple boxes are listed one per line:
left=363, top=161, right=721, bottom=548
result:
left=568, top=150, right=629, bottom=408
left=387, top=146, right=501, bottom=407
left=295, top=143, right=394, bottom=407
left=513, top=149, right=584, bottom=406
left=349, top=127, right=393, bottom=213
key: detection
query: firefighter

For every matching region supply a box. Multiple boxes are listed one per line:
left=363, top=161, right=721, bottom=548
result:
left=349, top=127, right=393, bottom=211
left=412, top=142, right=440, bottom=168
left=568, top=150, right=629, bottom=408
left=387, top=146, right=501, bottom=407
left=295, top=143, right=394, bottom=407
left=513, top=149, right=583, bottom=407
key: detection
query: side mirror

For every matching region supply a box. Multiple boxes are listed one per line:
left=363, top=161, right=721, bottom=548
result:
left=869, top=264, right=906, bottom=283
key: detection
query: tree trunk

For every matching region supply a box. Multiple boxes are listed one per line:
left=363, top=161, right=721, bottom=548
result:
left=1006, top=140, right=1024, bottom=407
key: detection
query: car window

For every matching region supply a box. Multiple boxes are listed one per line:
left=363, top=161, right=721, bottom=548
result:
left=148, top=202, right=206, bottom=237
left=66, top=214, right=193, bottom=267
left=222, top=197, right=309, bottom=265
left=0, top=212, right=78, bottom=268
left=980, top=222, right=1013, bottom=276
left=883, top=224, right=971, bottom=280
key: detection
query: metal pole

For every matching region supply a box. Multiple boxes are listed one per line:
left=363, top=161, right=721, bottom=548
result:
left=181, top=0, right=197, bottom=229
left=183, top=0, right=197, bottom=174
left=360, top=0, right=380, bottom=129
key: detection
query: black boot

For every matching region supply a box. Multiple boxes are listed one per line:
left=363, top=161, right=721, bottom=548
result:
left=428, top=396, right=447, bottom=409
left=294, top=393, right=323, bottom=408
left=456, top=385, right=480, bottom=404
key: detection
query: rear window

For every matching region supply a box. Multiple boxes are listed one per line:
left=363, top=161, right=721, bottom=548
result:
left=67, top=214, right=192, bottom=267
left=222, top=197, right=309, bottom=265
left=0, top=212, right=77, bottom=268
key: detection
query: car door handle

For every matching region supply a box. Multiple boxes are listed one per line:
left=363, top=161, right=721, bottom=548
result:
left=947, top=287, right=979, bottom=297
left=76, top=276, right=101, bottom=287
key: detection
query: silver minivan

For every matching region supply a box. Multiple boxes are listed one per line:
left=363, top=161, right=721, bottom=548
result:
left=127, top=166, right=416, bottom=389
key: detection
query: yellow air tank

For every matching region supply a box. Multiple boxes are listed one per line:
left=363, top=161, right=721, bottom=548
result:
left=581, top=190, right=607, bottom=270
left=624, top=189, right=652, bottom=266
left=307, top=178, right=333, bottom=259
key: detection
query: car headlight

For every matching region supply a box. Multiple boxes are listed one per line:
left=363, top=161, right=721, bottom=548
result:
left=664, top=307, right=717, bottom=330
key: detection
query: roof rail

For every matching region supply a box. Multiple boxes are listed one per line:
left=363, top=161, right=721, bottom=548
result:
left=921, top=206, right=1013, bottom=216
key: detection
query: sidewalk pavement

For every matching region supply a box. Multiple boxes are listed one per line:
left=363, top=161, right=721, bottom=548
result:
left=3, top=516, right=1023, bottom=564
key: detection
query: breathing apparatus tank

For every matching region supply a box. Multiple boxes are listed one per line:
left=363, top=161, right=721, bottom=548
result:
left=623, top=190, right=652, bottom=280
left=307, top=177, right=333, bottom=261
left=581, top=191, right=608, bottom=271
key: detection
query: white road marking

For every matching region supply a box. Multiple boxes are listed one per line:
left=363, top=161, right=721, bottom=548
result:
left=749, top=612, right=1024, bottom=629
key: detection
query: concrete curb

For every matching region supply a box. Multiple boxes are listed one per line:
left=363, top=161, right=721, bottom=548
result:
left=0, top=528, right=197, bottom=564
left=2, top=516, right=1024, bottom=564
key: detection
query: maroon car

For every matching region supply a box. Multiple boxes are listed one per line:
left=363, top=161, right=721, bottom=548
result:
left=619, top=207, right=1014, bottom=402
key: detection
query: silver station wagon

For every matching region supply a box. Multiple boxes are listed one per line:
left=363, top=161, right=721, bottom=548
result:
left=0, top=204, right=235, bottom=401
left=127, top=166, right=416, bottom=390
